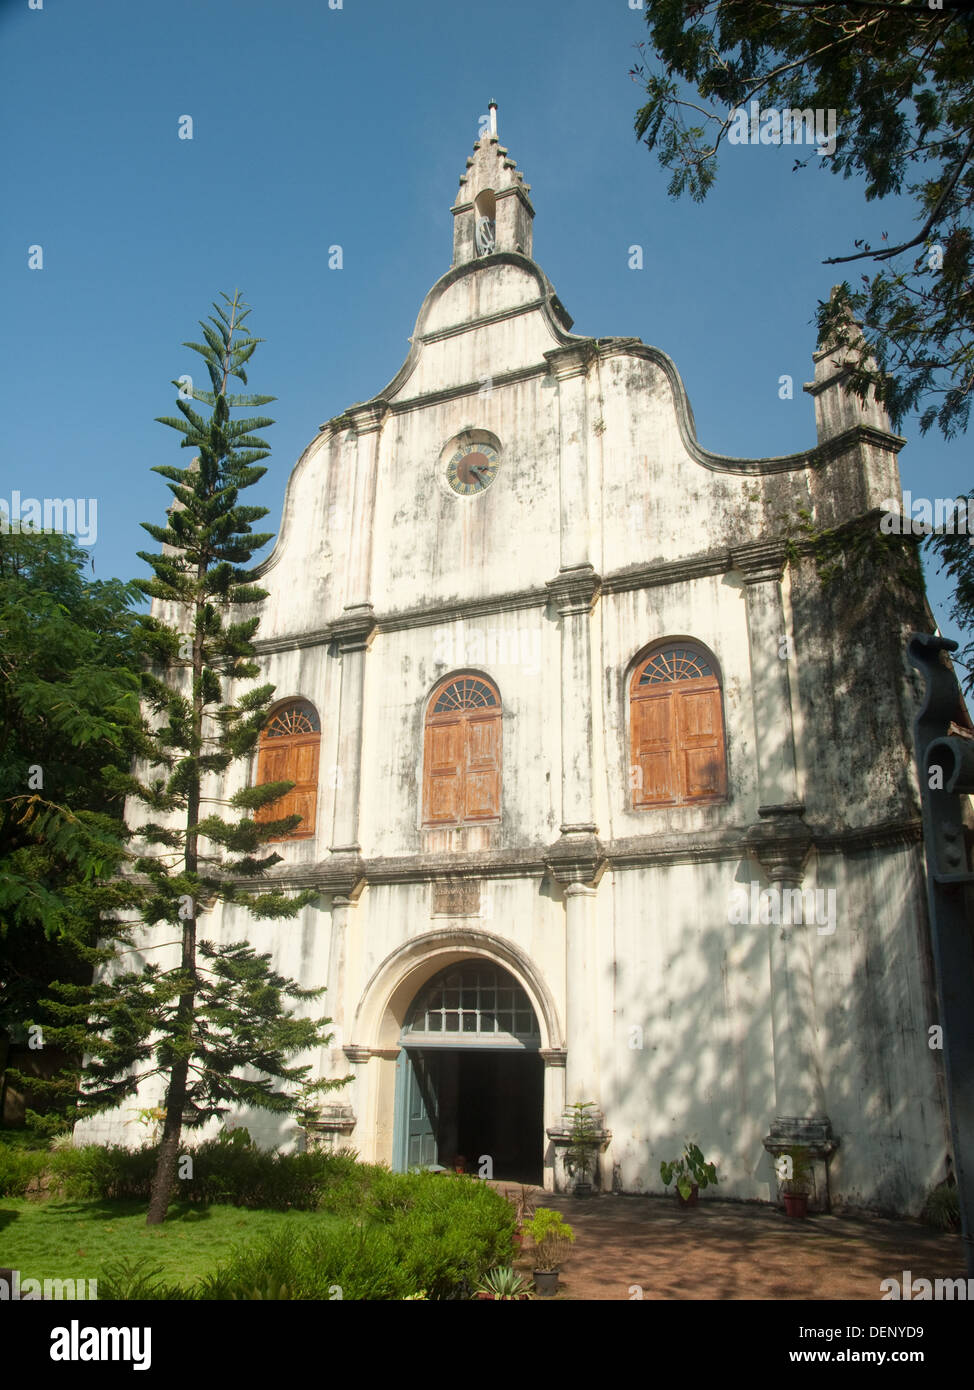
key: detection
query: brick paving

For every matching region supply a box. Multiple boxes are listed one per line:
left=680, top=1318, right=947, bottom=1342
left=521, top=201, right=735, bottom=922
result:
left=499, top=1187, right=966, bottom=1301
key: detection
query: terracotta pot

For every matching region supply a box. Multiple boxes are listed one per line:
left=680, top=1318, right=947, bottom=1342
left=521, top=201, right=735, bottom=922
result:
left=533, top=1269, right=560, bottom=1297
left=676, top=1183, right=699, bottom=1207
left=783, top=1192, right=809, bottom=1218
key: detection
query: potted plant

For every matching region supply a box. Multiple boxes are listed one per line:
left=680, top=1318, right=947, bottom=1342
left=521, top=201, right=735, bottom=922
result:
left=564, top=1101, right=602, bottom=1197
left=660, top=1141, right=719, bottom=1206
left=779, top=1148, right=814, bottom=1218
left=526, top=1208, right=575, bottom=1296
left=453, top=1154, right=467, bottom=1175
left=473, top=1266, right=531, bottom=1300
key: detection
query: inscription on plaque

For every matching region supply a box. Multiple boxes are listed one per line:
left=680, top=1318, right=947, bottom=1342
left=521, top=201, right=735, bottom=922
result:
left=432, top=878, right=480, bottom=916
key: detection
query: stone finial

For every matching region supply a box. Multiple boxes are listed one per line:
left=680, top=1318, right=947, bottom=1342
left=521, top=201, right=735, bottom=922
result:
left=803, top=285, right=893, bottom=441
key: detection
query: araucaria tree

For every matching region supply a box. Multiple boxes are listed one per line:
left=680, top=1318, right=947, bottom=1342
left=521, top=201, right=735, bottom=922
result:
left=50, top=292, right=344, bottom=1224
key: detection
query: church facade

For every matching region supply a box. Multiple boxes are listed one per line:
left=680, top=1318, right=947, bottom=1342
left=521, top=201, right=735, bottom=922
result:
left=91, top=111, right=951, bottom=1214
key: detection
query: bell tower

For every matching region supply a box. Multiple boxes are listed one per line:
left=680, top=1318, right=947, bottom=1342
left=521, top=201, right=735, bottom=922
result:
left=451, top=102, right=535, bottom=267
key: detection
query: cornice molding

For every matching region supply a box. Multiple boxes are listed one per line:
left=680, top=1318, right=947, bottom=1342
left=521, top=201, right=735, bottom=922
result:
left=331, top=604, right=377, bottom=653
left=731, top=542, right=789, bottom=586
left=539, top=1048, right=567, bottom=1067
left=543, top=341, right=599, bottom=380
left=250, top=521, right=914, bottom=655
left=419, top=296, right=549, bottom=345
left=345, top=401, right=389, bottom=434
left=374, top=363, right=548, bottom=417
left=223, top=818, right=923, bottom=892
left=545, top=564, right=601, bottom=614
left=545, top=830, right=604, bottom=886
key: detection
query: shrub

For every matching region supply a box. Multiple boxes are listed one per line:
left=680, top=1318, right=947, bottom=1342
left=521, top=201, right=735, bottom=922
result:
left=195, top=1171, right=515, bottom=1300
left=0, top=1144, right=48, bottom=1196
left=474, top=1265, right=531, bottom=1299
left=18, top=1137, right=373, bottom=1211
left=921, top=1181, right=961, bottom=1232
left=525, top=1208, right=575, bottom=1271
left=98, top=1257, right=189, bottom=1301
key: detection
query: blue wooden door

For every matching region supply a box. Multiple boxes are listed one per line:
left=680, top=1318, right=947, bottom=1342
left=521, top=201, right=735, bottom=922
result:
left=406, top=1049, right=438, bottom=1168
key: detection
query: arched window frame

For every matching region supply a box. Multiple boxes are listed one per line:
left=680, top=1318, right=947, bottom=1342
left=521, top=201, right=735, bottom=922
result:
left=422, top=672, right=502, bottom=827
left=254, top=697, right=321, bottom=841
left=627, top=639, right=728, bottom=810
left=402, top=962, right=540, bottom=1049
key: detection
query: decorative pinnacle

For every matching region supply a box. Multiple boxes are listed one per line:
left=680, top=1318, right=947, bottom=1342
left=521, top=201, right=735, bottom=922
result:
left=488, top=100, right=497, bottom=137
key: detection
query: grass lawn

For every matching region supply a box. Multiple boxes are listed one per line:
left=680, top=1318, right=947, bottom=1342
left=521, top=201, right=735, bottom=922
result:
left=0, top=1198, right=345, bottom=1291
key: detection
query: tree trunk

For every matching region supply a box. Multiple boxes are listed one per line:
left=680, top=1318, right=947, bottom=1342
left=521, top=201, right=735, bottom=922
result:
left=146, top=1057, right=190, bottom=1225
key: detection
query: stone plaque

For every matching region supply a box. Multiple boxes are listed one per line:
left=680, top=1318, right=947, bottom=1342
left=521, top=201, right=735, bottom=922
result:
left=432, top=877, right=480, bottom=916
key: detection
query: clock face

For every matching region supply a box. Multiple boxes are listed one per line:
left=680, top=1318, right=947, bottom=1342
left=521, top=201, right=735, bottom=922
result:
left=447, top=442, right=500, bottom=496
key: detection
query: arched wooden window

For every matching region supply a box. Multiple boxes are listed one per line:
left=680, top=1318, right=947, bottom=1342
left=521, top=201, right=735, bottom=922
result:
left=255, top=699, right=321, bottom=840
left=423, top=675, right=502, bottom=825
left=630, top=643, right=726, bottom=807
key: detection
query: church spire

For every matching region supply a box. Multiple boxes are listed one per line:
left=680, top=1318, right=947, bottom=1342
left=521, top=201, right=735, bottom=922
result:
left=451, top=103, right=534, bottom=268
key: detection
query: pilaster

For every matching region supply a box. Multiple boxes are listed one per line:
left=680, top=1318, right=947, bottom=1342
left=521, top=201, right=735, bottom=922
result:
left=546, top=835, right=604, bottom=1115
left=546, top=565, right=601, bottom=834
left=330, top=605, right=377, bottom=855
left=747, top=829, right=836, bottom=1209
left=344, top=401, right=387, bottom=610
left=544, top=343, right=598, bottom=573
left=732, top=544, right=803, bottom=816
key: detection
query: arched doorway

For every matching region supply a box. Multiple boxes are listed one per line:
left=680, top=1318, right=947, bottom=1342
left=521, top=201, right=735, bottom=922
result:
left=393, top=961, right=544, bottom=1182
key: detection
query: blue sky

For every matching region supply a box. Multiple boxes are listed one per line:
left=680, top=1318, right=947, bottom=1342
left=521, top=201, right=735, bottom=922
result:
left=1, top=0, right=968, bottom=638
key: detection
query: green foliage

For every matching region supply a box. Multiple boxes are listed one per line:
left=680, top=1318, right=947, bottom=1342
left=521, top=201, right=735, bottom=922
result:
left=473, top=1265, right=531, bottom=1299
left=525, top=1207, right=575, bottom=1271
left=1, top=1153, right=516, bottom=1300
left=782, top=508, right=925, bottom=596
left=0, top=529, right=144, bottom=1118
left=30, top=292, right=349, bottom=1223
left=0, top=1143, right=49, bottom=1196
left=195, top=1173, right=513, bottom=1300
left=632, top=3, right=974, bottom=440
left=927, top=514, right=974, bottom=694
left=97, top=1258, right=188, bottom=1301
left=920, top=1179, right=961, bottom=1232
left=1, top=1138, right=367, bottom=1209
left=564, top=1100, right=601, bottom=1185
left=660, top=1140, right=719, bottom=1201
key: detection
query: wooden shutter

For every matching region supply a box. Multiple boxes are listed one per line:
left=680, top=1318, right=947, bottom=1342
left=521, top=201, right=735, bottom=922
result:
left=464, top=714, right=501, bottom=819
left=678, top=686, right=725, bottom=799
left=631, top=692, right=677, bottom=805
left=425, top=720, right=464, bottom=823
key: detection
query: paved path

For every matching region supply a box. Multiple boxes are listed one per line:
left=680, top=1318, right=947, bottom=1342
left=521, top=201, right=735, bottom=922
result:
left=499, top=1188, right=965, bottom=1301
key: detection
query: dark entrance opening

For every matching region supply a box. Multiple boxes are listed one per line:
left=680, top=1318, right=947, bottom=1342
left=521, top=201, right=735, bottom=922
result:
left=396, top=962, right=544, bottom=1183
left=407, top=1047, right=543, bottom=1183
